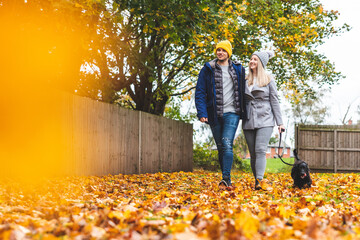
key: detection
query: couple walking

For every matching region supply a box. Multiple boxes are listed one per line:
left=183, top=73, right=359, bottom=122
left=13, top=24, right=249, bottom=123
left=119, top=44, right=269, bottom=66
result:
left=195, top=40, right=285, bottom=190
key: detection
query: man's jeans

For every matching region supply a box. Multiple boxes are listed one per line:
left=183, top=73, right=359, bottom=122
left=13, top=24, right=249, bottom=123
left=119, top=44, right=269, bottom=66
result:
left=210, top=112, right=240, bottom=184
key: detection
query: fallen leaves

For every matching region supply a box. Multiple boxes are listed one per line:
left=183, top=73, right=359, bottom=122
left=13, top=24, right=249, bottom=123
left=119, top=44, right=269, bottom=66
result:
left=0, top=171, right=360, bottom=239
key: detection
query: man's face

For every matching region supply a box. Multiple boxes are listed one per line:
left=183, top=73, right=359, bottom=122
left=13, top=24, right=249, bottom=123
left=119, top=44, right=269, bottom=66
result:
left=216, top=48, right=229, bottom=61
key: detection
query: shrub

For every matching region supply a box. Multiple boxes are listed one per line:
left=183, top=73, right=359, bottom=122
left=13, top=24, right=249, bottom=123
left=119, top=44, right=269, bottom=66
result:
left=193, top=143, right=219, bottom=171
left=233, top=155, right=251, bottom=172
left=193, top=143, right=250, bottom=172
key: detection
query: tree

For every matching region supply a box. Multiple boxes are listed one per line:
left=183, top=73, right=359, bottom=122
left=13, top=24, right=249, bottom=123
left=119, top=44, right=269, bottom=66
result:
left=163, top=97, right=196, bottom=123
left=2, top=0, right=350, bottom=117
left=338, top=97, right=360, bottom=125
left=80, top=0, right=350, bottom=115
left=289, top=90, right=329, bottom=124
left=340, top=103, right=353, bottom=125
left=77, top=0, right=228, bottom=114
left=269, top=136, right=278, bottom=145
left=232, top=0, right=350, bottom=104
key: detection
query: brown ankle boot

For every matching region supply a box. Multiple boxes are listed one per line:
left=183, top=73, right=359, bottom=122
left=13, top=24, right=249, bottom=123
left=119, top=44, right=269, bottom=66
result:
left=255, top=179, right=272, bottom=191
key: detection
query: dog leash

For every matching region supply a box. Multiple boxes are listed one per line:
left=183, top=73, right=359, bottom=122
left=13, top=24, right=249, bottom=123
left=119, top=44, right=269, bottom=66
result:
left=278, top=129, right=294, bottom=166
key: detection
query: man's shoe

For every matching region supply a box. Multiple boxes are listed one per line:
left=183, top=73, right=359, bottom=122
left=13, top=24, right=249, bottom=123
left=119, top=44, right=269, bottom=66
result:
left=219, top=177, right=233, bottom=189
left=219, top=179, right=229, bottom=188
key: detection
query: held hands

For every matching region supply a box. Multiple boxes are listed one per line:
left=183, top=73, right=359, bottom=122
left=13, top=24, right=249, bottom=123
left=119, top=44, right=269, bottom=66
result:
left=278, top=125, right=285, bottom=133
left=200, top=117, right=208, bottom=123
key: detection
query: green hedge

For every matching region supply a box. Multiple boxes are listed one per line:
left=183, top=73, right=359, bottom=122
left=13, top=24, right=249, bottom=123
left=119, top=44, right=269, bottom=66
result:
left=193, top=144, right=250, bottom=172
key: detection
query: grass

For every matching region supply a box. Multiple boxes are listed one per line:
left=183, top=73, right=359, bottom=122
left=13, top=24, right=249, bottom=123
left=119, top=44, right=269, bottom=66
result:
left=196, top=157, right=295, bottom=174
left=242, top=157, right=295, bottom=173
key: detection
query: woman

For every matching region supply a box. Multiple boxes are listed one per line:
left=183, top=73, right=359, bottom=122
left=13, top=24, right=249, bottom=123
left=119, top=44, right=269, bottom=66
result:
left=242, top=51, right=285, bottom=191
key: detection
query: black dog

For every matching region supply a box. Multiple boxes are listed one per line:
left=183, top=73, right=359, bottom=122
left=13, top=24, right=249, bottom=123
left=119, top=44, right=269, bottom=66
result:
left=291, top=149, right=312, bottom=189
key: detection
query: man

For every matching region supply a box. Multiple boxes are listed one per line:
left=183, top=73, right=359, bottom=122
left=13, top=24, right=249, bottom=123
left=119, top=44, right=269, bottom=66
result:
left=195, top=40, right=246, bottom=188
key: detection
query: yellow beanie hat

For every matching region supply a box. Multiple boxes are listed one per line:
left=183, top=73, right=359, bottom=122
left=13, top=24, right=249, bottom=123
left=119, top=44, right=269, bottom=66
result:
left=215, top=40, right=232, bottom=58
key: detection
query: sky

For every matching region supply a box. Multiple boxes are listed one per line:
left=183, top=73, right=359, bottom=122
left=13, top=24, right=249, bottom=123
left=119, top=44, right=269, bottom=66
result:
left=317, top=0, right=360, bottom=124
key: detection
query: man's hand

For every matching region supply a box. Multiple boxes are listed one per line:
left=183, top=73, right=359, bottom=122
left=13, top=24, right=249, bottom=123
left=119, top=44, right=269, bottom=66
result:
left=200, top=117, right=208, bottom=123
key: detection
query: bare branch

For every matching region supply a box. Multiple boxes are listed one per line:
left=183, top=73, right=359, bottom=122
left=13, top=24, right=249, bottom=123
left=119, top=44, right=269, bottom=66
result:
left=171, top=86, right=196, bottom=97
left=341, top=103, right=352, bottom=125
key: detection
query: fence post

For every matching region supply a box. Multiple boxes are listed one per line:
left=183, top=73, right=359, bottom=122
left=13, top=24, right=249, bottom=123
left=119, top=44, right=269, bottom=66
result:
left=139, top=111, right=142, bottom=174
left=334, top=129, right=337, bottom=173
left=295, top=124, right=299, bottom=150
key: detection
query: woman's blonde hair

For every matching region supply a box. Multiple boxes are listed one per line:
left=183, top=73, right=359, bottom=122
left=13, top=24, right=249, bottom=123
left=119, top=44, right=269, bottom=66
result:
left=246, top=55, right=271, bottom=87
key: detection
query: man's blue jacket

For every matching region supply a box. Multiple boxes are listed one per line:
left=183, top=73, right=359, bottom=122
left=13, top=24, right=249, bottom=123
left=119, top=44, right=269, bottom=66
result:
left=195, top=59, right=246, bottom=127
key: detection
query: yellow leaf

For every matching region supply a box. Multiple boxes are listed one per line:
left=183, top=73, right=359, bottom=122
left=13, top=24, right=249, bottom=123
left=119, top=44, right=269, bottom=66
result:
left=203, top=7, right=209, bottom=12
left=234, top=211, right=259, bottom=239
left=169, top=222, right=188, bottom=233
left=293, top=218, right=308, bottom=230
left=212, top=214, right=220, bottom=222
left=278, top=205, right=296, bottom=219
left=108, top=211, right=123, bottom=220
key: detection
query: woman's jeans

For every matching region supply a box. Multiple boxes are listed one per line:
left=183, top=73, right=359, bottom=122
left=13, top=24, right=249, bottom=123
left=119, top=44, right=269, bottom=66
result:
left=210, top=112, right=240, bottom=184
left=243, top=127, right=273, bottom=180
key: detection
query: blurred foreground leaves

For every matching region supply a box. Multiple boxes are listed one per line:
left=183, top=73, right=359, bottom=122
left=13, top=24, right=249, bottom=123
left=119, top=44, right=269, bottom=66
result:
left=1, top=171, right=360, bottom=239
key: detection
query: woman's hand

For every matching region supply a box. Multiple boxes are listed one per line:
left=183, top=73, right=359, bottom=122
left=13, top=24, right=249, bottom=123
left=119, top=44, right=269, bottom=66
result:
left=200, top=117, right=208, bottom=123
left=278, top=124, right=285, bottom=133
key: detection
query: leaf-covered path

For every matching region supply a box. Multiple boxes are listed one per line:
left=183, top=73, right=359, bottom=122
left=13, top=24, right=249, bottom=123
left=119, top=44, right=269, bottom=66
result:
left=1, top=171, right=360, bottom=239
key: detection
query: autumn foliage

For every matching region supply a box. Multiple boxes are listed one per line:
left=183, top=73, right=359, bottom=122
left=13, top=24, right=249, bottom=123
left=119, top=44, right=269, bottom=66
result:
left=0, top=0, right=350, bottom=116
left=1, top=171, right=360, bottom=239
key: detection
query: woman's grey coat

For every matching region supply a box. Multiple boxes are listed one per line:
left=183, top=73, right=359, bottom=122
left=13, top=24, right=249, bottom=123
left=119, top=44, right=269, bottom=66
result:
left=242, top=79, right=283, bottom=130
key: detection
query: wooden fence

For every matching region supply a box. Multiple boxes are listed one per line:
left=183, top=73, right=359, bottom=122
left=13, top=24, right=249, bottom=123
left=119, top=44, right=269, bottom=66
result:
left=295, top=124, right=360, bottom=173
left=1, top=92, right=193, bottom=177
